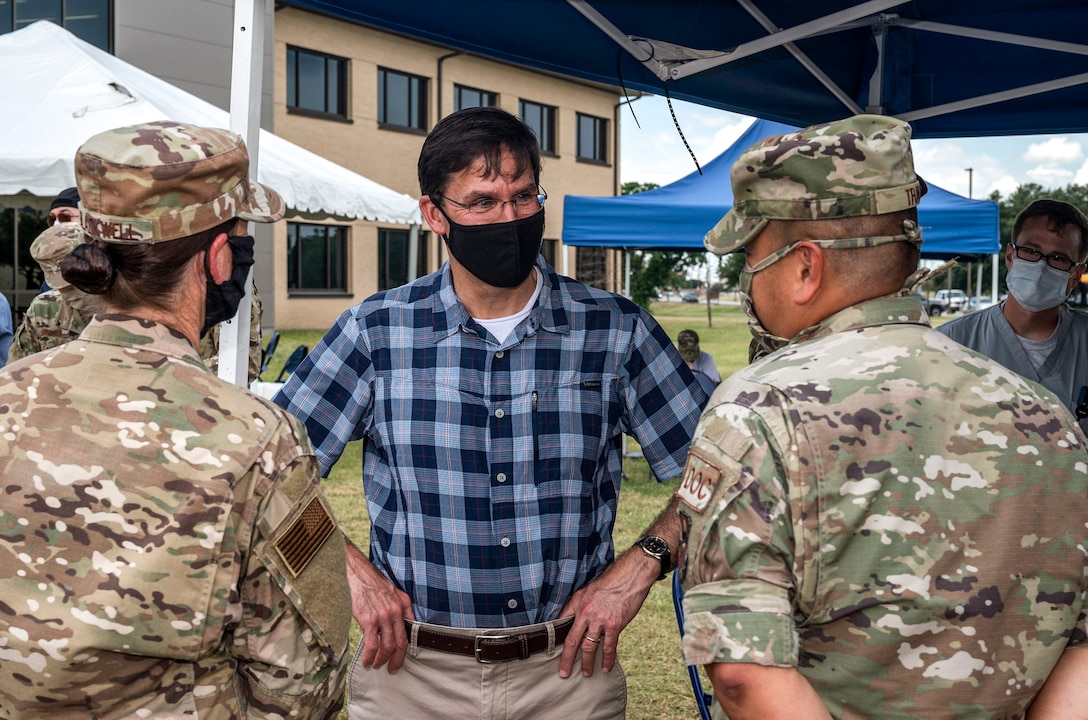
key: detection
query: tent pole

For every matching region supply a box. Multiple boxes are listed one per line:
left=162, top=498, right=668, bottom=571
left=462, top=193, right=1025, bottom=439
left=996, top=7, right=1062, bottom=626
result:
left=407, top=224, right=420, bottom=282
left=220, top=0, right=267, bottom=389
left=991, top=254, right=999, bottom=302
left=624, top=250, right=631, bottom=298
left=866, top=17, right=886, bottom=113
left=901, top=72, right=1088, bottom=122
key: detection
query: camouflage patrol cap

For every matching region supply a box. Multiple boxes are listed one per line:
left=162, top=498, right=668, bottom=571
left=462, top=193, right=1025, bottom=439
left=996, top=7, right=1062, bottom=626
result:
left=30, top=223, right=84, bottom=289
left=75, top=120, right=284, bottom=244
left=704, top=114, right=926, bottom=255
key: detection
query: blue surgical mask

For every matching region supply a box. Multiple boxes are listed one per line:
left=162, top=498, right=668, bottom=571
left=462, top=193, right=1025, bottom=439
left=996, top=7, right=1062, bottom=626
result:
left=1006, top=258, right=1072, bottom=312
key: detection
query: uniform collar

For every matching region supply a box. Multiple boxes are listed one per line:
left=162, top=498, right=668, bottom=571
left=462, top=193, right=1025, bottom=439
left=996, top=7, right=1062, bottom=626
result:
left=80, top=313, right=206, bottom=368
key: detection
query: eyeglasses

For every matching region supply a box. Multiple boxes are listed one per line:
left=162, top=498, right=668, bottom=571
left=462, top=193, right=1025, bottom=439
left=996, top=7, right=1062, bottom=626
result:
left=1010, top=242, right=1082, bottom=272
left=437, top=188, right=547, bottom=218
left=49, top=209, right=79, bottom=225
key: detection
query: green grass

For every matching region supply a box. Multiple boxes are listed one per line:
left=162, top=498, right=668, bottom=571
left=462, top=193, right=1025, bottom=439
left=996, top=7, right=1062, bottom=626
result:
left=271, top=300, right=938, bottom=719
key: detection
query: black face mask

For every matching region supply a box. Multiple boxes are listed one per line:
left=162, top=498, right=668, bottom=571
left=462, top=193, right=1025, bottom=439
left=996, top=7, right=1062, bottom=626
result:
left=440, top=208, right=544, bottom=288
left=202, top=234, right=254, bottom=338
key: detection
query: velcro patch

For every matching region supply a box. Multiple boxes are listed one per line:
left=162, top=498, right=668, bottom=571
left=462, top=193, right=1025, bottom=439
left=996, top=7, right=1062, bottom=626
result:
left=275, top=496, right=336, bottom=577
left=676, top=451, right=723, bottom=514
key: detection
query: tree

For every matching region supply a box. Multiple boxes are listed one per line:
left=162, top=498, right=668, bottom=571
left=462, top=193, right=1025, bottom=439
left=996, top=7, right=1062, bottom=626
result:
left=620, top=181, right=659, bottom=196
left=720, top=252, right=745, bottom=293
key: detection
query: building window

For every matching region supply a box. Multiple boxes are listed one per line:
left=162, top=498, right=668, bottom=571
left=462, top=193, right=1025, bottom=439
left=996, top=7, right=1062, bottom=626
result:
left=577, top=113, right=608, bottom=163
left=379, top=68, right=428, bottom=131
left=455, top=84, right=497, bottom=111
left=286, top=46, right=347, bottom=118
left=287, top=223, right=347, bottom=292
left=520, top=100, right=556, bottom=154
left=3, top=0, right=111, bottom=50
left=378, top=228, right=429, bottom=290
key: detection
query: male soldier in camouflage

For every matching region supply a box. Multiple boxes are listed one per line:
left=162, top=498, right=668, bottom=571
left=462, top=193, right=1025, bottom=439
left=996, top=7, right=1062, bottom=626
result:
left=8, top=220, right=266, bottom=382
left=7, top=223, right=107, bottom=361
left=677, top=115, right=1088, bottom=719
left=0, top=120, right=352, bottom=719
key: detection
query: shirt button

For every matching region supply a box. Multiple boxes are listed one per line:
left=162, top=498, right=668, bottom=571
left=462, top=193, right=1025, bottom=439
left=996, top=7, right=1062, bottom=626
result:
left=496, top=350, right=505, bottom=359
left=500, top=537, right=511, bottom=547
left=495, top=408, right=505, bottom=419
left=507, top=599, right=518, bottom=609
left=496, top=472, right=507, bottom=483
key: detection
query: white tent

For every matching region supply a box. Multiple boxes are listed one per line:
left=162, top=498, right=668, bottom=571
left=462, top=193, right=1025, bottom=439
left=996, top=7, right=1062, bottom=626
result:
left=0, top=20, right=421, bottom=225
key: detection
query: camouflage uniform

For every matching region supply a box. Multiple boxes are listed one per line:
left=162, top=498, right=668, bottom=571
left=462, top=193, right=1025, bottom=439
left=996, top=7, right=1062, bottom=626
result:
left=0, top=121, right=352, bottom=718
left=8, top=288, right=82, bottom=359
left=681, top=115, right=1088, bottom=719
left=679, top=298, right=1088, bottom=719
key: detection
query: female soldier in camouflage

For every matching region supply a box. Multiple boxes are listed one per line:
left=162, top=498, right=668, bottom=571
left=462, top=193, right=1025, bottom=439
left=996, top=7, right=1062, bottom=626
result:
left=0, top=121, right=351, bottom=719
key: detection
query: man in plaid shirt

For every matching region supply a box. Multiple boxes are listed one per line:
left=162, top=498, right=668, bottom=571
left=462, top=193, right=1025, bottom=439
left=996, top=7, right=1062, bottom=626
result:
left=275, top=106, right=707, bottom=719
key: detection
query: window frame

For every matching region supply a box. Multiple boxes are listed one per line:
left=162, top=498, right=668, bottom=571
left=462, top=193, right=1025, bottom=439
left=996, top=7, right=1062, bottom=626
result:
left=4, top=0, right=112, bottom=51
left=519, top=99, right=557, bottom=155
left=576, top=112, right=609, bottom=164
left=454, top=84, right=498, bottom=111
left=378, top=67, right=429, bottom=133
left=378, top=228, right=430, bottom=291
left=286, top=222, right=349, bottom=295
left=286, top=45, right=350, bottom=121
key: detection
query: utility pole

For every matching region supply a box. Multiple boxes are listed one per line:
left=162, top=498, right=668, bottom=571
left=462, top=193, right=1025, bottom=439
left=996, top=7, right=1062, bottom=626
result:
left=965, top=167, right=974, bottom=303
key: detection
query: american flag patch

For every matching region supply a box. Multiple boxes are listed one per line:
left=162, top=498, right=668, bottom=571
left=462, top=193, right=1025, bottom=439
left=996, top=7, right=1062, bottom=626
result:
left=275, top=496, right=336, bottom=576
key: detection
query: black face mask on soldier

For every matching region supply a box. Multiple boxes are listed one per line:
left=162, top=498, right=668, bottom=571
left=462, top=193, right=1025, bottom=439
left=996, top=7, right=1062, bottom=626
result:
left=202, top=234, right=255, bottom=338
left=440, top=208, right=545, bottom=288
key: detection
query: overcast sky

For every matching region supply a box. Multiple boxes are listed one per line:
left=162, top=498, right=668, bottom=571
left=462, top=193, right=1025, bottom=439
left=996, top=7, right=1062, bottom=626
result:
left=621, top=96, right=1088, bottom=201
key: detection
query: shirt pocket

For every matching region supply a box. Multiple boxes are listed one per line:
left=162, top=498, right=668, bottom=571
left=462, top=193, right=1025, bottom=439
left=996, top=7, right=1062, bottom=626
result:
left=530, top=378, right=613, bottom=494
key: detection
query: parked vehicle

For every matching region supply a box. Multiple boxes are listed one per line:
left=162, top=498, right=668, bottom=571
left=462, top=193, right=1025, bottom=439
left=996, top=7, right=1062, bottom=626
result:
left=913, top=292, right=931, bottom=314
left=967, top=296, right=998, bottom=312
left=680, top=290, right=699, bottom=303
left=928, top=289, right=969, bottom=316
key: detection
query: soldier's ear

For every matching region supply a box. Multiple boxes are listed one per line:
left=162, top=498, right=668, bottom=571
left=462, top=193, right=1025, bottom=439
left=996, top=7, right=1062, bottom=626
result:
left=207, top=233, right=232, bottom=284
left=792, top=242, right=825, bottom=305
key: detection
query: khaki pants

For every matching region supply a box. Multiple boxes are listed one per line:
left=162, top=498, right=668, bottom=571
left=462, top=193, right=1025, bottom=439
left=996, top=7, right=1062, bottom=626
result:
left=347, top=620, right=627, bottom=720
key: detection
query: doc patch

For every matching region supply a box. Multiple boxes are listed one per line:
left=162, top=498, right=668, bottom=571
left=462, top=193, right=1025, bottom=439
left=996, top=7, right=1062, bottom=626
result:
left=676, top=450, right=724, bottom=514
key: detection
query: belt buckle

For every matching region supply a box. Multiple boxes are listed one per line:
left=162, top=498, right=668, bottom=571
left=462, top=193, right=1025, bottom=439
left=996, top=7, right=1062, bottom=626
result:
left=474, top=633, right=512, bottom=664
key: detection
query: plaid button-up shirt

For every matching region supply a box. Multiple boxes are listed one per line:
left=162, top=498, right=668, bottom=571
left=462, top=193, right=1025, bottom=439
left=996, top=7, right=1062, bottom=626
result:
left=275, top=259, right=706, bottom=628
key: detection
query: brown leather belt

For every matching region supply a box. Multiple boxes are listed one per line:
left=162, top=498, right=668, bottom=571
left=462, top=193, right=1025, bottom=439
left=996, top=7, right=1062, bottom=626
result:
left=407, top=619, right=573, bottom=663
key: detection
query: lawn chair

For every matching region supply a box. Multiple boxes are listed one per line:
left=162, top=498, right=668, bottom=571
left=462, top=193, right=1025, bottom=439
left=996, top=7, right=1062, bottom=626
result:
left=275, top=344, right=308, bottom=383
left=672, top=568, right=714, bottom=720
left=259, top=330, right=280, bottom=380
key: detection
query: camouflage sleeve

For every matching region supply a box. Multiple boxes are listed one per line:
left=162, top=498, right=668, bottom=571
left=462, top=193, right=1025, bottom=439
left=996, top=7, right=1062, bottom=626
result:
left=248, top=285, right=263, bottom=383
left=9, top=293, right=85, bottom=362
left=8, top=314, right=40, bottom=362
left=232, top=416, right=352, bottom=718
left=678, top=399, right=799, bottom=669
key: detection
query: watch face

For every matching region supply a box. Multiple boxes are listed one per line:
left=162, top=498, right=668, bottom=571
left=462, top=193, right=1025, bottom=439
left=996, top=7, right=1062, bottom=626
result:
left=640, top=536, right=668, bottom=557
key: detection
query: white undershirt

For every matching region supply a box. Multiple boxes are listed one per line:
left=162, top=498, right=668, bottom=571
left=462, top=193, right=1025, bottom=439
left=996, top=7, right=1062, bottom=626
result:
left=473, top=269, right=542, bottom=344
left=1017, top=312, right=1060, bottom=370
left=1018, top=331, right=1058, bottom=370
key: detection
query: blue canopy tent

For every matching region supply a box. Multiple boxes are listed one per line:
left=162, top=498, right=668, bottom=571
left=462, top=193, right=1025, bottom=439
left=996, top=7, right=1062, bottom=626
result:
left=563, top=119, right=999, bottom=258
left=280, top=1, right=1088, bottom=138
